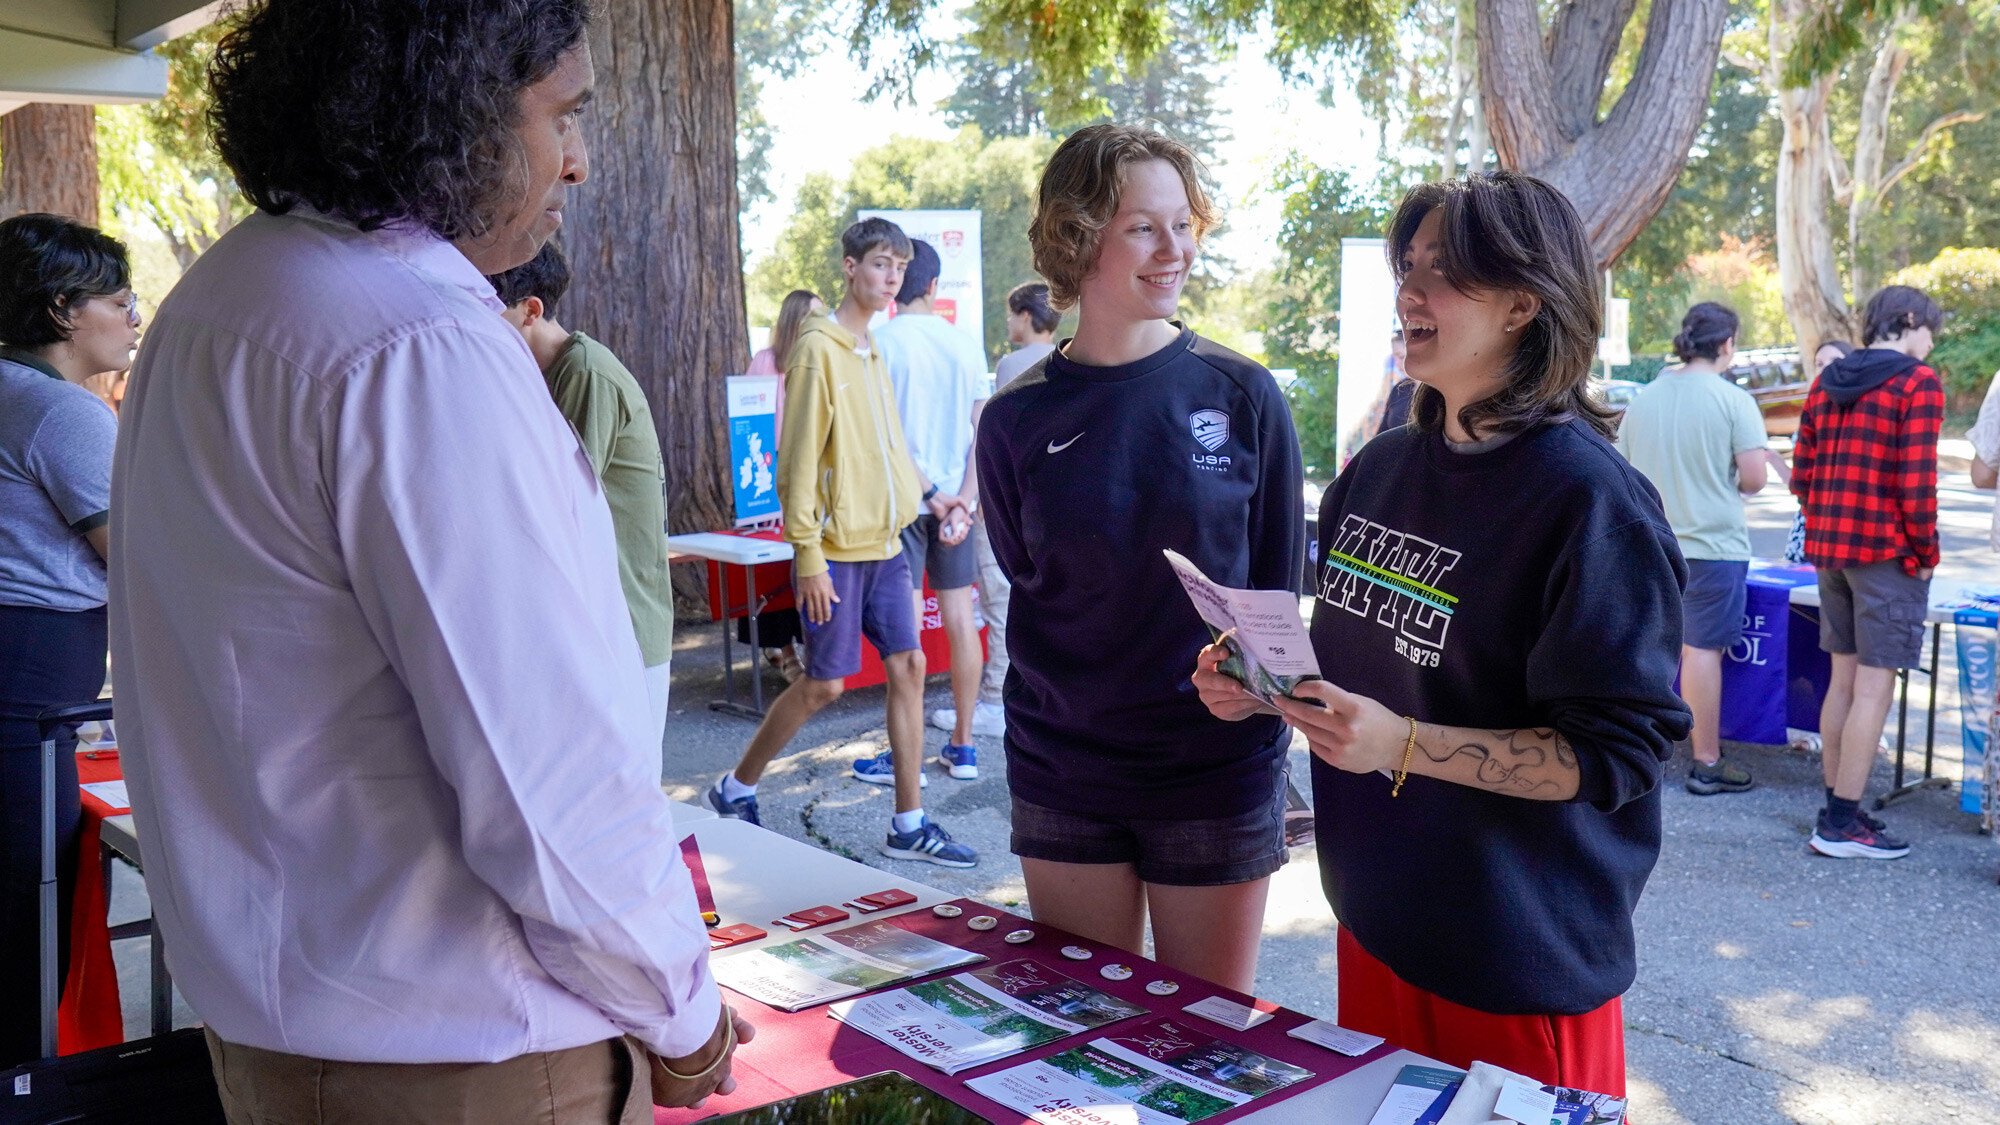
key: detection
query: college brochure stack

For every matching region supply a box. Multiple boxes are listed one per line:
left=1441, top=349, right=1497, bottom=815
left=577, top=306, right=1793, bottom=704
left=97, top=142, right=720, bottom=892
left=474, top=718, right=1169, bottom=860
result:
left=829, top=958, right=1151, bottom=1074
left=711, top=917, right=985, bottom=1012
left=964, top=1016, right=1313, bottom=1124
left=1368, top=1061, right=1628, bottom=1125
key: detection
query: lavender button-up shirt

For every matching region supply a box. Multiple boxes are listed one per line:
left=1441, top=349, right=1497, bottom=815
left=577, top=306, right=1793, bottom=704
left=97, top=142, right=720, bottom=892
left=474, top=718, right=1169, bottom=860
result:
left=108, top=209, right=720, bottom=1063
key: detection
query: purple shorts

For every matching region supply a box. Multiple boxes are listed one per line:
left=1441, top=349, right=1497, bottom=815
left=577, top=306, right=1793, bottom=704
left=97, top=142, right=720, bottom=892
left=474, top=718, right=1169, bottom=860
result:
left=798, top=553, right=921, bottom=681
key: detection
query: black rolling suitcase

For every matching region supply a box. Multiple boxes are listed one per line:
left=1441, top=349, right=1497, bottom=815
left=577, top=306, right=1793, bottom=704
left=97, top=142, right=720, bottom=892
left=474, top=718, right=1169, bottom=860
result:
left=1, top=702, right=225, bottom=1124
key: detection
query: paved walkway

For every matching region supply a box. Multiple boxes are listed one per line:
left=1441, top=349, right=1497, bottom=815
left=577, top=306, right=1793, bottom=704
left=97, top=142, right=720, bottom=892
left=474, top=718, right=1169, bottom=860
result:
left=106, top=451, right=2000, bottom=1122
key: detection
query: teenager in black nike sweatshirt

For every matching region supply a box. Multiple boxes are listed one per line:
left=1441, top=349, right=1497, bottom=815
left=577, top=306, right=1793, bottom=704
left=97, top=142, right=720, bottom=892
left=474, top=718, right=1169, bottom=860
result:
left=977, top=125, right=1304, bottom=994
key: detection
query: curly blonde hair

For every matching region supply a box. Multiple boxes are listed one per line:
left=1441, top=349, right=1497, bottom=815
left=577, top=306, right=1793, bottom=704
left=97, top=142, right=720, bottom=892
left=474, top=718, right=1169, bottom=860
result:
left=1029, top=124, right=1215, bottom=310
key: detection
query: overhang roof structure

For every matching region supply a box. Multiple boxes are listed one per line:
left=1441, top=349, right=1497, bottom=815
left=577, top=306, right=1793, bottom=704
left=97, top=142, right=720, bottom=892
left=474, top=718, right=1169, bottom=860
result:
left=0, top=1, right=224, bottom=116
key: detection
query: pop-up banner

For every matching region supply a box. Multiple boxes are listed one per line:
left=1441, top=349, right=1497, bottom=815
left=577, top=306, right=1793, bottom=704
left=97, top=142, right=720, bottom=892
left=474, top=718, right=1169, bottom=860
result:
left=727, top=374, right=780, bottom=526
left=856, top=208, right=984, bottom=355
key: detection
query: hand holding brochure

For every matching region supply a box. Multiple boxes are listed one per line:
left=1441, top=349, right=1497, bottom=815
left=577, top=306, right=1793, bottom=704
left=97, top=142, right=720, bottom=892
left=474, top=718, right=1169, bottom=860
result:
left=964, top=1015, right=1313, bottom=1124
left=712, top=917, right=985, bottom=1012
left=1164, top=549, right=1320, bottom=703
left=828, top=958, right=1150, bottom=1074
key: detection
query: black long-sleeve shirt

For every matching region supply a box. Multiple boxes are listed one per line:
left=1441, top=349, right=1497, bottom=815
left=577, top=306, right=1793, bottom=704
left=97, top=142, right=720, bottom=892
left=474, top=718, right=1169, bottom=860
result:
left=977, top=328, right=1305, bottom=819
left=1309, top=418, right=1691, bottom=1015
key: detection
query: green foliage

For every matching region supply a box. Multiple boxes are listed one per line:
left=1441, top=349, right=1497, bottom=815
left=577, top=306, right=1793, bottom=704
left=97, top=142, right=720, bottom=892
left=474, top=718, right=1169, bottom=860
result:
left=1785, top=0, right=1952, bottom=85
left=746, top=128, right=1058, bottom=359
left=737, top=0, right=829, bottom=206
left=1259, top=156, right=1392, bottom=475
left=1888, top=247, right=2000, bottom=408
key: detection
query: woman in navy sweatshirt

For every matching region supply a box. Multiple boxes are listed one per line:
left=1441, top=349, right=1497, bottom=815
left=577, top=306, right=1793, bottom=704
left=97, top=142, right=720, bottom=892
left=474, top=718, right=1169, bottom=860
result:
left=977, top=124, right=1304, bottom=992
left=1196, top=172, right=1690, bottom=1094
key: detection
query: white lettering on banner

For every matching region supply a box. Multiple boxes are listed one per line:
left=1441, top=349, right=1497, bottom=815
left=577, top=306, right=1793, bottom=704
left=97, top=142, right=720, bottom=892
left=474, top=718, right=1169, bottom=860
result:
left=1729, top=613, right=1772, bottom=666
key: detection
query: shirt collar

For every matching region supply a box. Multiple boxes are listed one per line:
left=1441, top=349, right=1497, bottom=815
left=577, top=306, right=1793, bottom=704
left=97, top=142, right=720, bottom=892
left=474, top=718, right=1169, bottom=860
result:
left=286, top=205, right=504, bottom=313
left=0, top=346, right=64, bottom=381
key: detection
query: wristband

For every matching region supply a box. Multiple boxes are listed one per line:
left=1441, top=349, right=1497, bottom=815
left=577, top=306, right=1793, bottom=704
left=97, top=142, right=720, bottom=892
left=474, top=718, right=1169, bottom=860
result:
left=656, top=1009, right=735, bottom=1082
left=922, top=484, right=938, bottom=503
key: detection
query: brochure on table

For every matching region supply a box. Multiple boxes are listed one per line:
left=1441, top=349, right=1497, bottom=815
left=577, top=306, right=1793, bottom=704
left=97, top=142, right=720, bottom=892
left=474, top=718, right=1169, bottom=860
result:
left=1163, top=549, right=1320, bottom=703
left=829, top=958, right=1150, bottom=1075
left=1367, top=1061, right=1627, bottom=1125
left=964, top=1015, right=1314, bottom=1124
left=712, top=917, right=984, bottom=1012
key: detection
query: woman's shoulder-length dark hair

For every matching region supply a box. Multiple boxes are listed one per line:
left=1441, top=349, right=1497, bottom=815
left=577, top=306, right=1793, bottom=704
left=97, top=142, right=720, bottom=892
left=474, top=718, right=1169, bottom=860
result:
left=1386, top=172, right=1616, bottom=441
left=208, top=0, right=590, bottom=241
left=0, top=213, right=130, bottom=349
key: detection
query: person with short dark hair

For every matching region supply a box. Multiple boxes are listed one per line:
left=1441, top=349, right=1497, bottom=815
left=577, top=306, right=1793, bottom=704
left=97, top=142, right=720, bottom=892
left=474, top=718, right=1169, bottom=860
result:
left=1791, top=284, right=1946, bottom=860
left=489, top=242, right=675, bottom=751
left=1200, top=172, right=1690, bottom=1093
left=1785, top=338, right=1860, bottom=564
left=110, top=1, right=750, bottom=1115
left=0, top=212, right=136, bottom=1067
left=1617, top=301, right=1777, bottom=796
left=710, top=218, right=981, bottom=870
left=876, top=239, right=987, bottom=774
left=980, top=124, right=1305, bottom=993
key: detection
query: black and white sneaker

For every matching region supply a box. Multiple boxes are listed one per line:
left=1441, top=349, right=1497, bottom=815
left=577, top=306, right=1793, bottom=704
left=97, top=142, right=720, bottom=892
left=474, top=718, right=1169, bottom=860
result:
left=1809, top=810, right=1911, bottom=860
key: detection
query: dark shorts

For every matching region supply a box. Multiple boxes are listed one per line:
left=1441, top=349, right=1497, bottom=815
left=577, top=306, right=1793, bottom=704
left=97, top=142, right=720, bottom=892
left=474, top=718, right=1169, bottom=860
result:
left=797, top=554, right=920, bottom=681
left=899, top=514, right=977, bottom=592
left=1009, top=770, right=1289, bottom=887
left=1818, top=560, right=1931, bottom=669
left=1681, top=559, right=1748, bottom=651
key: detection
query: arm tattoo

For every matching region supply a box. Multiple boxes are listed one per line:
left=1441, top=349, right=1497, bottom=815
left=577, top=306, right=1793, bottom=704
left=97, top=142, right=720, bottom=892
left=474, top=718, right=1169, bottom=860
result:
left=1418, top=725, right=1579, bottom=799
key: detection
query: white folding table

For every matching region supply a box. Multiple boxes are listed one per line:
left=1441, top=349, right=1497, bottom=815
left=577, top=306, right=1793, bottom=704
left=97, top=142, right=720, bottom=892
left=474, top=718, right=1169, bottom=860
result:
left=666, top=532, right=795, bottom=720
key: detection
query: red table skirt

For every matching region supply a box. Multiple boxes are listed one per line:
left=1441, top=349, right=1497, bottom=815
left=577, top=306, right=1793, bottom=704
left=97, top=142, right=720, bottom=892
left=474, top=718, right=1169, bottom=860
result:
left=62, top=750, right=126, bottom=1053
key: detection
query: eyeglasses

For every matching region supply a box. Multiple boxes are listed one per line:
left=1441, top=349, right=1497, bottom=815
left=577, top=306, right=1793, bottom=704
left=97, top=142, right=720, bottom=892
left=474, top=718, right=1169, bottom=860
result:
left=102, top=292, right=141, bottom=326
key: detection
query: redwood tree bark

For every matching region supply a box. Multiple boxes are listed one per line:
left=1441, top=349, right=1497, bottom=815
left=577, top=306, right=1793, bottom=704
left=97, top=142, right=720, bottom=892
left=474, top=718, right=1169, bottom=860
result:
left=563, top=0, right=743, bottom=606
left=1479, top=0, right=1728, bottom=268
left=0, top=104, right=100, bottom=224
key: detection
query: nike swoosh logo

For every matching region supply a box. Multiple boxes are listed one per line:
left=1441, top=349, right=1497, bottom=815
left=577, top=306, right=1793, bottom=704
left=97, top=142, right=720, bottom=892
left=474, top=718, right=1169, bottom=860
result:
left=1047, top=432, right=1084, bottom=454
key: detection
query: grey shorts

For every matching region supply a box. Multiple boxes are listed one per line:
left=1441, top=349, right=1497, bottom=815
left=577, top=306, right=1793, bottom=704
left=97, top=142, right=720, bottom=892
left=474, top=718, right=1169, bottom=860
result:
left=900, top=513, right=977, bottom=591
left=1009, top=772, right=1289, bottom=887
left=1817, top=560, right=1931, bottom=669
left=1682, top=559, right=1748, bottom=651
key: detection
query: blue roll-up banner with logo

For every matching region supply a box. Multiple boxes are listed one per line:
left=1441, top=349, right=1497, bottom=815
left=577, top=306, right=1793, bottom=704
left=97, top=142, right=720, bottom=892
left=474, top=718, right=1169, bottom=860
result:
left=1720, top=563, right=1823, bottom=745
left=1951, top=595, right=2000, bottom=815
left=727, top=375, right=780, bottom=527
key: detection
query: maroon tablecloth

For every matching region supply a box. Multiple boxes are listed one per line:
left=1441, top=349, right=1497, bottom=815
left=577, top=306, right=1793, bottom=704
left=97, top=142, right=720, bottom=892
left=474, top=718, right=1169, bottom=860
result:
left=659, top=897, right=1391, bottom=1124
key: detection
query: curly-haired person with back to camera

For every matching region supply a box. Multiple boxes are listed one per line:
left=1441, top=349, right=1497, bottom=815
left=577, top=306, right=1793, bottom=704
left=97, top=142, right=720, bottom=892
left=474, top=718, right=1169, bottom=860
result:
left=107, top=3, right=751, bottom=1119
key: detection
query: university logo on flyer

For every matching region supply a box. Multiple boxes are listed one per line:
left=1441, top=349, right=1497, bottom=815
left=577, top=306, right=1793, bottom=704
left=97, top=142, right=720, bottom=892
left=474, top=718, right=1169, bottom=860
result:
left=1315, top=514, right=1462, bottom=666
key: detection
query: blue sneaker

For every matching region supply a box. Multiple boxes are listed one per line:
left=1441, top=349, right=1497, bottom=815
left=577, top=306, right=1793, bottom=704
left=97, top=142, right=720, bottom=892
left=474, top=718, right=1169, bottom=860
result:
left=852, top=750, right=925, bottom=788
left=937, top=743, right=978, bottom=780
left=881, top=816, right=978, bottom=868
left=706, top=780, right=761, bottom=827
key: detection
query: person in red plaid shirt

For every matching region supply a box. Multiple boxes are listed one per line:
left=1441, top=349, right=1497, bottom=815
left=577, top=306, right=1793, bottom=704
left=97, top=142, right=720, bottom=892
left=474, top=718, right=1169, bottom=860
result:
left=1791, top=284, right=1946, bottom=860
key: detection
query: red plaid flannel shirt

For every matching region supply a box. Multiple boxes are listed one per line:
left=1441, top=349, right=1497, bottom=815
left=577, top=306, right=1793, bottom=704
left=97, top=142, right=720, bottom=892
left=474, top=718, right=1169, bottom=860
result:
left=1790, top=363, right=1942, bottom=575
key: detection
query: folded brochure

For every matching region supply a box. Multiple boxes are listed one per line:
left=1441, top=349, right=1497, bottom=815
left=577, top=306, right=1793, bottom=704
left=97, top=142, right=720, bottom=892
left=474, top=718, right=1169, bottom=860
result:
left=1163, top=549, right=1319, bottom=703
left=964, top=1015, right=1313, bottom=1124
left=829, top=958, right=1150, bottom=1075
left=711, top=916, right=984, bottom=1012
left=1369, top=1062, right=1627, bottom=1125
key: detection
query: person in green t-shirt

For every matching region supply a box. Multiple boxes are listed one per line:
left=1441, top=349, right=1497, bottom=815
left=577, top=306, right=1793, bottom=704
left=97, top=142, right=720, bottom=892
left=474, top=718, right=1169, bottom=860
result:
left=490, top=243, right=674, bottom=750
left=1616, top=302, right=1784, bottom=797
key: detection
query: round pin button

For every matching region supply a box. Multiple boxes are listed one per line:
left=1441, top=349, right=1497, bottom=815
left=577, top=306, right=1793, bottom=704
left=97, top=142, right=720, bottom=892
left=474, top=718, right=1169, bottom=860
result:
left=1060, top=945, right=1092, bottom=961
left=1004, top=929, right=1036, bottom=944
left=967, top=915, right=998, bottom=931
left=1100, top=964, right=1134, bottom=981
left=932, top=904, right=963, bottom=918
left=1145, top=980, right=1180, bottom=996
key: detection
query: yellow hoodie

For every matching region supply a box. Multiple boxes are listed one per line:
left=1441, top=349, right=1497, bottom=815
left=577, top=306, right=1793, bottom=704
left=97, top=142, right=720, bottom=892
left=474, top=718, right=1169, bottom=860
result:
left=778, top=314, right=922, bottom=577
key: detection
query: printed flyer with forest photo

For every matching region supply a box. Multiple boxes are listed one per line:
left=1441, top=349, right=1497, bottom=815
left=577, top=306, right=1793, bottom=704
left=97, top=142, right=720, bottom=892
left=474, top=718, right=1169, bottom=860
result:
left=963, top=1016, right=1314, bottom=1124
left=829, top=958, right=1151, bottom=1074
left=712, top=917, right=985, bottom=1012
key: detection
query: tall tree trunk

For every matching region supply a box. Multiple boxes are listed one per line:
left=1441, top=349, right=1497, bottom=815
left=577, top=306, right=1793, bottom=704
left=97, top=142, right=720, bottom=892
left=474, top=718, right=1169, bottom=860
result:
left=1770, top=0, right=1853, bottom=358
left=1441, top=4, right=1468, bottom=179
left=1845, top=8, right=1909, bottom=308
left=563, top=0, right=744, bottom=609
left=0, top=104, right=100, bottom=224
left=1479, top=0, right=1728, bottom=267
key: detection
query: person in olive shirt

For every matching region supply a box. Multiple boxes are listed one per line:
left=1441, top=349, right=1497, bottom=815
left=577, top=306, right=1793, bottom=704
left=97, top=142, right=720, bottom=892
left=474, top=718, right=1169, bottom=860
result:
left=491, top=243, right=675, bottom=748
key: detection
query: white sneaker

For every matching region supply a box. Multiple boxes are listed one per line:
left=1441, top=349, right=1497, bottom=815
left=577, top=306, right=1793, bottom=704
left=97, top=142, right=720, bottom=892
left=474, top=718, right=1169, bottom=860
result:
left=929, top=702, right=1005, bottom=738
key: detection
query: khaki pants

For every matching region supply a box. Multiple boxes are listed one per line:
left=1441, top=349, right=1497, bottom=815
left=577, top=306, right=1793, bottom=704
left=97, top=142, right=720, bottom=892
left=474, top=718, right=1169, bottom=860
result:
left=204, top=1029, right=650, bottom=1125
left=972, top=515, right=1010, bottom=706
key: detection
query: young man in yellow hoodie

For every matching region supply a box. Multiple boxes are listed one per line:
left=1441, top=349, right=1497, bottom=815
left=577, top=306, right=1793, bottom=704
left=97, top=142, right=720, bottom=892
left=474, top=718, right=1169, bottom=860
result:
left=710, top=217, right=979, bottom=868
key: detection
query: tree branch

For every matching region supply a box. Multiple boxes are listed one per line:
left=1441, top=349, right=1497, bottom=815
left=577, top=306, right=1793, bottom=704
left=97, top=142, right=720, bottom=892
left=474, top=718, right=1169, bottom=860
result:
left=1545, top=0, right=1641, bottom=138
left=1877, top=109, right=1986, bottom=200
left=1822, top=94, right=1853, bottom=204
left=1478, top=0, right=1568, bottom=170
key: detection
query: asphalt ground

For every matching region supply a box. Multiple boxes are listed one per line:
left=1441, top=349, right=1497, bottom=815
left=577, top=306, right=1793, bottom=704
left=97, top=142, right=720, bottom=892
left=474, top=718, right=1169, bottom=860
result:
left=107, top=444, right=2000, bottom=1122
